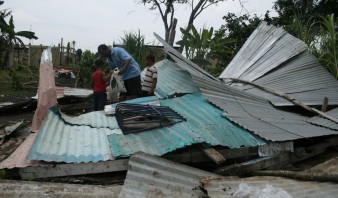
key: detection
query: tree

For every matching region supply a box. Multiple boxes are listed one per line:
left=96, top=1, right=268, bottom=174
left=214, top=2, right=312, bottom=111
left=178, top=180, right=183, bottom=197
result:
left=0, top=1, right=37, bottom=67
left=76, top=48, right=82, bottom=63
left=211, top=13, right=261, bottom=66
left=139, top=0, right=226, bottom=43
left=120, top=30, right=146, bottom=69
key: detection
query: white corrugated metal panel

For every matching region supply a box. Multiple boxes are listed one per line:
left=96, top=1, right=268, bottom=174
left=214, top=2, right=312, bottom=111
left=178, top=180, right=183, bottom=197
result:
left=218, top=22, right=338, bottom=106
left=202, top=176, right=338, bottom=198
left=308, top=108, right=338, bottom=130
left=219, top=21, right=307, bottom=81
left=118, top=152, right=217, bottom=198
left=233, top=52, right=338, bottom=106
left=63, top=87, right=93, bottom=97
left=194, top=75, right=338, bottom=141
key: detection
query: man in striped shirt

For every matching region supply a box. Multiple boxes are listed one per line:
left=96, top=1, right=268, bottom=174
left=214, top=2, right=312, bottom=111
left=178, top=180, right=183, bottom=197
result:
left=141, top=54, right=157, bottom=97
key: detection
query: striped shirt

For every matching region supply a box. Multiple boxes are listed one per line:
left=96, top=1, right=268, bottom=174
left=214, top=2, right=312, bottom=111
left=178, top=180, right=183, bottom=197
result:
left=142, top=65, right=157, bottom=92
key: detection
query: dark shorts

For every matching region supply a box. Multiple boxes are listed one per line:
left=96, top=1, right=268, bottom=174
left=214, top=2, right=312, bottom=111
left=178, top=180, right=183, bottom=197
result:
left=93, top=92, right=107, bottom=111
left=123, top=75, right=141, bottom=96
left=140, top=90, right=155, bottom=97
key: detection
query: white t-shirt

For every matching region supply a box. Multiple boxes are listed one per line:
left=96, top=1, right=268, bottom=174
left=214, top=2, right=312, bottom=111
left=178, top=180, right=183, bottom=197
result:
left=142, top=65, right=157, bottom=92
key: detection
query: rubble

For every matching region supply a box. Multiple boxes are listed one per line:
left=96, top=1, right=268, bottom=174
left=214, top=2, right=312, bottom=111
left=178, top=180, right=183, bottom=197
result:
left=1, top=22, right=338, bottom=197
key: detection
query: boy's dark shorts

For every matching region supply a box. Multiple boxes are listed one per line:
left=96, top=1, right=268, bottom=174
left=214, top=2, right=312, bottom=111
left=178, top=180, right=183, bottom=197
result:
left=93, top=92, right=107, bottom=111
left=123, top=75, right=141, bottom=96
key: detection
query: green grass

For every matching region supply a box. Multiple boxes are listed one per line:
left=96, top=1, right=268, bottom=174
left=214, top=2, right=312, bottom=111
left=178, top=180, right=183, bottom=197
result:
left=0, top=169, right=5, bottom=179
left=0, top=68, right=38, bottom=103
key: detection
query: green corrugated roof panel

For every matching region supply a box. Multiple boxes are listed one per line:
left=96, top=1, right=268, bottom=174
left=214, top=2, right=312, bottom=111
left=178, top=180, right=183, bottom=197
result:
left=108, top=92, right=265, bottom=157
left=155, top=59, right=199, bottom=98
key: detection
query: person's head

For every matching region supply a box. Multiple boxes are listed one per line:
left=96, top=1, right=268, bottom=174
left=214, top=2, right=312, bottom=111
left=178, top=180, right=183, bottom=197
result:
left=95, top=59, right=105, bottom=70
left=145, top=54, right=155, bottom=66
left=98, top=44, right=110, bottom=57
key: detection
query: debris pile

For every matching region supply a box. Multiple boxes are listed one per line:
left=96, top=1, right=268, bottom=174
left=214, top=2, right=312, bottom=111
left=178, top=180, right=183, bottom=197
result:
left=1, top=22, right=338, bottom=197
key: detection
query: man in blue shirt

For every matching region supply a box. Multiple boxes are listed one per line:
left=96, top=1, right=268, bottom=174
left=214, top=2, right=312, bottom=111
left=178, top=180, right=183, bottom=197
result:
left=98, top=44, right=141, bottom=101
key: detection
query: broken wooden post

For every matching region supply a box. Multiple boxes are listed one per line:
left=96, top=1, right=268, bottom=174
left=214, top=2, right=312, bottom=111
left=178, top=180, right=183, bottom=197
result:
left=321, top=97, right=328, bottom=112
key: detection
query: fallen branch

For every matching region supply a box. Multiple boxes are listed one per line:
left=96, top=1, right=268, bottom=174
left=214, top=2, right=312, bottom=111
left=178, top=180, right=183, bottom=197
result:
left=227, top=78, right=338, bottom=124
left=253, top=170, right=338, bottom=183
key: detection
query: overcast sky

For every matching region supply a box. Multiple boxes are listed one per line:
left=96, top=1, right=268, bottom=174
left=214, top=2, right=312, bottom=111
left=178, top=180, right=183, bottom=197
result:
left=4, top=0, right=277, bottom=52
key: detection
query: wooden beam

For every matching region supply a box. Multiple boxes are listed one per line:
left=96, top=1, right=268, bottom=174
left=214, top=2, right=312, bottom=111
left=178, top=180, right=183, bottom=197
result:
left=214, top=152, right=291, bottom=176
left=198, top=145, right=226, bottom=165
left=214, top=136, right=338, bottom=176
left=254, top=170, right=338, bottom=182
left=19, top=159, right=128, bottom=180
left=164, top=146, right=258, bottom=163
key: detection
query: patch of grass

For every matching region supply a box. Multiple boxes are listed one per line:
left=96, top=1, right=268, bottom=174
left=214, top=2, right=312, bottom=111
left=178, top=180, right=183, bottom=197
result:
left=0, top=169, right=6, bottom=179
left=0, top=68, right=38, bottom=103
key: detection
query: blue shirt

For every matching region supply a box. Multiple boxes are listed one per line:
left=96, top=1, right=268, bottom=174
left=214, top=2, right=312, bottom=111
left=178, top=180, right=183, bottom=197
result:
left=107, top=47, right=141, bottom=80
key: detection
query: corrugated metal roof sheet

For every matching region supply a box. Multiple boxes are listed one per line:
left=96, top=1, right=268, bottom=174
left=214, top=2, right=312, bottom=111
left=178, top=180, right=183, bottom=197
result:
left=195, top=75, right=338, bottom=141
left=202, top=176, right=338, bottom=198
left=219, top=21, right=307, bottom=81
left=154, top=32, right=338, bottom=142
left=60, top=110, right=119, bottom=129
left=218, top=22, right=338, bottom=106
left=28, top=108, right=122, bottom=163
left=63, top=87, right=93, bottom=97
left=32, top=87, right=93, bottom=100
left=118, top=152, right=217, bottom=198
left=155, top=59, right=198, bottom=98
left=308, top=108, right=338, bottom=130
left=108, top=92, right=265, bottom=157
left=28, top=91, right=263, bottom=163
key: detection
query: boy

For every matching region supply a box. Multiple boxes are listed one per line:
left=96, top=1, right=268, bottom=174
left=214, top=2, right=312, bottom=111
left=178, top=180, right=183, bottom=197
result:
left=91, top=59, right=108, bottom=111
left=141, top=54, right=157, bottom=97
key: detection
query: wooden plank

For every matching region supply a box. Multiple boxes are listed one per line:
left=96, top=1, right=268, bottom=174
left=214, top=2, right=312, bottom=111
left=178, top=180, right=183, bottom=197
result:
left=215, top=136, right=338, bottom=176
left=199, top=146, right=226, bottom=165
left=164, top=146, right=258, bottom=163
left=214, top=152, right=291, bottom=176
left=19, top=159, right=128, bottom=180
left=254, top=170, right=338, bottom=182
left=0, top=179, right=121, bottom=198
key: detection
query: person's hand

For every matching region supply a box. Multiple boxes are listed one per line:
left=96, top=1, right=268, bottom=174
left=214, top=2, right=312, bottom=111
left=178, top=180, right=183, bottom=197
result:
left=118, top=68, right=125, bottom=75
left=148, top=91, right=154, bottom=96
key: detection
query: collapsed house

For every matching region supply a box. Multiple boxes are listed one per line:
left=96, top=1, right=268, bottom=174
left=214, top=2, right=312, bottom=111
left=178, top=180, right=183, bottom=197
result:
left=2, top=22, right=338, bottom=197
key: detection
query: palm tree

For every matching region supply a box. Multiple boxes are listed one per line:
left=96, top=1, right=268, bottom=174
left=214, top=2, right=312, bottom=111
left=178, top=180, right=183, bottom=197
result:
left=0, top=2, right=38, bottom=67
